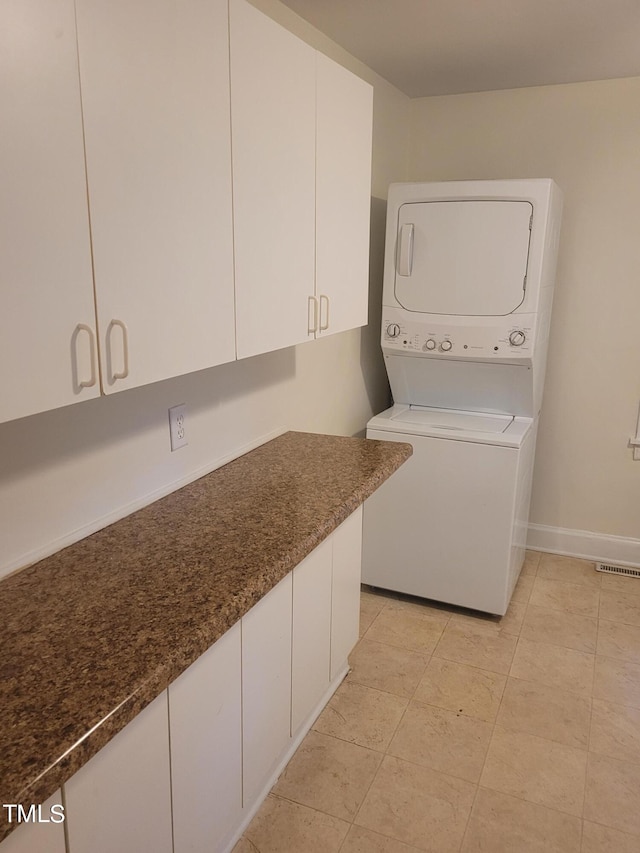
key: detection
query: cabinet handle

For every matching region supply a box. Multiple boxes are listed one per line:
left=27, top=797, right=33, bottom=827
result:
left=397, top=223, right=414, bottom=276
left=307, top=296, right=318, bottom=335
left=319, top=295, right=330, bottom=332
left=74, top=323, right=97, bottom=388
left=108, top=319, right=130, bottom=381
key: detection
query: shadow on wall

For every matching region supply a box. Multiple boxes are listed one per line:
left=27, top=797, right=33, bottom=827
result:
left=0, top=346, right=296, bottom=481
left=359, top=195, right=392, bottom=432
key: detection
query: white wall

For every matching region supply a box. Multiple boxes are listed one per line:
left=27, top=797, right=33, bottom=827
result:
left=0, top=3, right=410, bottom=580
left=409, top=77, right=640, bottom=560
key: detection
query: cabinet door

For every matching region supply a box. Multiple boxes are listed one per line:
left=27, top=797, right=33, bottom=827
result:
left=241, top=573, right=292, bottom=807
left=316, top=55, right=373, bottom=338
left=64, top=692, right=172, bottom=853
left=75, top=0, right=235, bottom=394
left=231, top=0, right=316, bottom=359
left=169, top=623, right=243, bottom=853
left=331, top=506, right=363, bottom=680
left=291, top=538, right=332, bottom=735
left=0, top=0, right=98, bottom=424
left=0, top=792, right=65, bottom=853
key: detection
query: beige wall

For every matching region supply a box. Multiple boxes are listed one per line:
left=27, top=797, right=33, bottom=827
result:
left=7, top=3, right=637, bottom=579
left=409, top=77, right=640, bottom=546
left=0, top=3, right=410, bottom=580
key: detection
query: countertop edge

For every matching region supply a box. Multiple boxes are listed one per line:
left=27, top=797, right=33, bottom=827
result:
left=1, top=432, right=411, bottom=842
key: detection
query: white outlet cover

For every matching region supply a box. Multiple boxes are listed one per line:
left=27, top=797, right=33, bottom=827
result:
left=169, top=404, right=188, bottom=451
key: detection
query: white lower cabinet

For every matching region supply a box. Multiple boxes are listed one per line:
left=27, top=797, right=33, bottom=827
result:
left=64, top=692, right=172, bottom=853
left=169, top=623, right=243, bottom=853
left=330, top=506, right=364, bottom=680
left=241, top=573, right=293, bottom=808
left=0, top=792, right=65, bottom=853
left=25, top=513, right=363, bottom=853
left=291, top=537, right=333, bottom=735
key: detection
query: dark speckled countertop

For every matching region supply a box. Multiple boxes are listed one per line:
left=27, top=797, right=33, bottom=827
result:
left=0, top=430, right=411, bottom=842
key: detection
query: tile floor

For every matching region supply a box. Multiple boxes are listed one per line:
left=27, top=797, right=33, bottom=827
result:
left=233, top=552, right=640, bottom=852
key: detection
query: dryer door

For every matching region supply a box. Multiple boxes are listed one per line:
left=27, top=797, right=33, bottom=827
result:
left=395, top=200, right=532, bottom=315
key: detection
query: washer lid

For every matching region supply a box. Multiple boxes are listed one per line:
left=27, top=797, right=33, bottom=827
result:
left=391, top=406, right=514, bottom=434
left=394, top=199, right=533, bottom=316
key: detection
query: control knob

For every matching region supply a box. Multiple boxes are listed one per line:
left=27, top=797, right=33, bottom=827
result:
left=440, top=340, right=453, bottom=352
left=424, top=339, right=436, bottom=351
left=509, top=330, right=526, bottom=347
left=386, top=323, right=401, bottom=338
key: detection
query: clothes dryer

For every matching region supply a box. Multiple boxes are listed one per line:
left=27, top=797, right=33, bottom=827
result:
left=362, top=179, right=562, bottom=614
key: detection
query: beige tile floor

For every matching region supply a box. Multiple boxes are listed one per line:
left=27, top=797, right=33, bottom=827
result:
left=234, top=552, right=640, bottom=852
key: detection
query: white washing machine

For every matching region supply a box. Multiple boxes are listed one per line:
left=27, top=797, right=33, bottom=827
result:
left=362, top=179, right=562, bottom=615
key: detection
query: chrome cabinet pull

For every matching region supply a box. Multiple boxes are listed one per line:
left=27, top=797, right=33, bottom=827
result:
left=108, top=319, right=129, bottom=381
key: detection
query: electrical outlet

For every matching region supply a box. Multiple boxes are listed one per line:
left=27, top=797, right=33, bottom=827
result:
left=169, top=404, right=188, bottom=451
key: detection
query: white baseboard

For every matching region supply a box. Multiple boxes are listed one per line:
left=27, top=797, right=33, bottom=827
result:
left=527, top=523, right=640, bottom=569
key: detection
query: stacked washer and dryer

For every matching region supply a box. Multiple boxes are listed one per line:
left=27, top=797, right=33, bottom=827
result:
left=362, top=179, right=562, bottom=615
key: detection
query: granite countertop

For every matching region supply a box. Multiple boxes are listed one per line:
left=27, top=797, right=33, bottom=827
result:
left=0, top=430, right=411, bottom=842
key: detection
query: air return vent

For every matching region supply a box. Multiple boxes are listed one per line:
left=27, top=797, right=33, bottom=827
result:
left=595, top=562, right=640, bottom=579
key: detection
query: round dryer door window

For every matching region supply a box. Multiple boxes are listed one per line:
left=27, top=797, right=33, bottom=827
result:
left=394, top=199, right=533, bottom=316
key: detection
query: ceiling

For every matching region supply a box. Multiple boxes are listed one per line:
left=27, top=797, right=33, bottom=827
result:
left=278, top=0, right=640, bottom=97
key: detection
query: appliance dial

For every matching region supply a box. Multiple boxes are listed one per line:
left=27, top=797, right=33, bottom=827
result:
left=509, top=330, right=526, bottom=346
left=386, top=323, right=401, bottom=338
left=440, top=340, right=453, bottom=352
left=424, top=339, right=437, bottom=351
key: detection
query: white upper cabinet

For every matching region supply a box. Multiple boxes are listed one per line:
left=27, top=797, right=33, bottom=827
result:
left=0, top=0, right=99, bottom=424
left=2, top=0, right=373, bottom=424
left=75, top=0, right=236, bottom=394
left=230, top=0, right=373, bottom=358
left=230, top=0, right=316, bottom=360
left=316, top=54, right=373, bottom=338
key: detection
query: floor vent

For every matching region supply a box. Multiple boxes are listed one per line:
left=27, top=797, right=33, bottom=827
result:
left=595, top=562, right=640, bottom=578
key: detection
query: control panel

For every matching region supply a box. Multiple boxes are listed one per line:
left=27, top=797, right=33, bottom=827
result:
left=381, top=309, right=535, bottom=360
